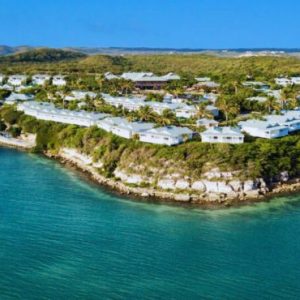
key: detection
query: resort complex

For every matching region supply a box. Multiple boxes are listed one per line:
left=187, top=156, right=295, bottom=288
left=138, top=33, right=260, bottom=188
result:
left=2, top=53, right=300, bottom=206
left=17, top=101, right=193, bottom=145
left=1, top=69, right=300, bottom=147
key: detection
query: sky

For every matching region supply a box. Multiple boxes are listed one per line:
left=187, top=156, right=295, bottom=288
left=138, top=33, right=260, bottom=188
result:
left=1, top=0, right=300, bottom=49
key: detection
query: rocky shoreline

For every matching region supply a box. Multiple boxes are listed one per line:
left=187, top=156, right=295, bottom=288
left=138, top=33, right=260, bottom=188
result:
left=0, top=133, right=36, bottom=150
left=42, top=148, right=300, bottom=207
left=1, top=140, right=300, bottom=206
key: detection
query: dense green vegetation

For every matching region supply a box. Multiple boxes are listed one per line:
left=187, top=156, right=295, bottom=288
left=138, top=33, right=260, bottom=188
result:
left=0, top=49, right=86, bottom=64
left=1, top=105, right=300, bottom=182
left=1, top=53, right=300, bottom=78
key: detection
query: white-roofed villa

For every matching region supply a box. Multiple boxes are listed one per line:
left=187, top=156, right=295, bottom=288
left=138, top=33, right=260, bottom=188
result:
left=5, top=93, right=34, bottom=105
left=32, top=74, right=51, bottom=86
left=196, top=118, right=219, bottom=128
left=238, top=119, right=289, bottom=139
left=275, top=77, right=300, bottom=87
left=52, top=75, right=66, bottom=86
left=238, top=110, right=300, bottom=139
left=264, top=114, right=300, bottom=133
left=8, top=75, right=27, bottom=86
left=17, top=101, right=194, bottom=146
left=201, top=127, right=244, bottom=144
left=205, top=105, right=219, bottom=117
left=139, top=126, right=193, bottom=146
left=97, top=117, right=154, bottom=139
left=101, top=93, right=198, bottom=119
left=105, top=72, right=180, bottom=90
left=18, top=101, right=109, bottom=127
left=65, top=91, right=98, bottom=102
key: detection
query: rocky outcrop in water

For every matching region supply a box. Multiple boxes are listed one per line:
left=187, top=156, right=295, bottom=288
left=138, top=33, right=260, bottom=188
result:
left=113, top=166, right=268, bottom=202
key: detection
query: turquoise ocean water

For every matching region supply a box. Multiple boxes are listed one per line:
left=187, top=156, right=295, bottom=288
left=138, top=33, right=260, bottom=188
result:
left=1, top=148, right=300, bottom=299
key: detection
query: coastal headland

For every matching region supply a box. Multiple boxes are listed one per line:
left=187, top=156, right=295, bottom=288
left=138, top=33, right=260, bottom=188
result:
left=1, top=125, right=300, bottom=207
left=1, top=51, right=300, bottom=206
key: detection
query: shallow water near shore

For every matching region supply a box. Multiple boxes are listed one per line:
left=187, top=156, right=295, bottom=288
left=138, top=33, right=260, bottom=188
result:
left=1, top=148, right=300, bottom=299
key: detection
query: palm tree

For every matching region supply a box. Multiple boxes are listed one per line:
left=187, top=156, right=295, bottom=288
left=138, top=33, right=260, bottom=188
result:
left=121, top=80, right=134, bottom=96
left=264, top=96, right=280, bottom=113
left=280, top=89, right=290, bottom=109
left=137, top=106, right=156, bottom=122
left=156, top=109, right=177, bottom=126
left=217, top=96, right=240, bottom=123
left=232, top=79, right=241, bottom=95
left=195, top=103, right=213, bottom=119
left=126, top=113, right=138, bottom=122
left=85, top=95, right=96, bottom=111
left=173, top=87, right=184, bottom=98
left=287, top=96, right=299, bottom=110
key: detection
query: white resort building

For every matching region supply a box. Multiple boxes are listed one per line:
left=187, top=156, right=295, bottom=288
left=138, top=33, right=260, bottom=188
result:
left=264, top=114, right=300, bottom=132
left=65, top=91, right=98, bottom=102
left=291, top=77, right=300, bottom=85
left=175, top=105, right=198, bottom=118
left=52, top=75, right=67, bottom=86
left=195, top=77, right=211, bottom=82
left=32, top=74, right=51, bottom=86
left=239, top=109, right=300, bottom=139
left=242, top=81, right=270, bottom=90
left=5, top=93, right=34, bottom=104
left=105, top=72, right=180, bottom=89
left=275, top=78, right=291, bottom=87
left=102, top=94, right=146, bottom=111
left=97, top=117, right=154, bottom=139
left=17, top=101, right=194, bottom=146
left=139, top=126, right=193, bottom=146
left=18, top=102, right=109, bottom=127
left=275, top=77, right=300, bottom=87
left=238, top=120, right=289, bottom=139
left=0, top=84, right=14, bottom=91
left=205, top=105, right=219, bottom=117
left=201, top=127, right=244, bottom=144
left=194, top=77, right=220, bottom=89
left=196, top=118, right=219, bottom=128
left=101, top=94, right=198, bottom=118
left=202, top=93, right=219, bottom=103
left=8, top=75, right=27, bottom=86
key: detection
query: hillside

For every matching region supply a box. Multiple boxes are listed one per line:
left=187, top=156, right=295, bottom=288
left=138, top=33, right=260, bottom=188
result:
left=79, top=54, right=300, bottom=78
left=78, top=55, right=133, bottom=73
left=0, top=48, right=86, bottom=63
left=0, top=52, right=300, bottom=79
left=0, top=45, right=35, bottom=56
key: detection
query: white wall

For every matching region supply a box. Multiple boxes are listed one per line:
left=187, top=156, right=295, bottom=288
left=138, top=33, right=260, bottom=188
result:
left=241, top=126, right=288, bottom=139
left=139, top=133, right=181, bottom=146
left=201, top=135, right=244, bottom=144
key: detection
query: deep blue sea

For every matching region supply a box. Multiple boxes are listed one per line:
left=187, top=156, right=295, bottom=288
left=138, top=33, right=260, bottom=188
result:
left=1, top=148, right=300, bottom=299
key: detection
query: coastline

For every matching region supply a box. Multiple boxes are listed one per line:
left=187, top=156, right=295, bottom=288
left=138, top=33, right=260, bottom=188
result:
left=1, top=137, right=300, bottom=207
left=46, top=148, right=300, bottom=207
left=0, top=133, right=36, bottom=150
